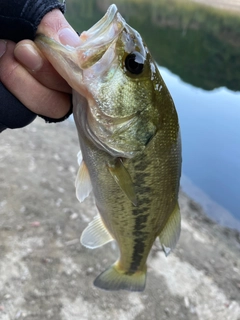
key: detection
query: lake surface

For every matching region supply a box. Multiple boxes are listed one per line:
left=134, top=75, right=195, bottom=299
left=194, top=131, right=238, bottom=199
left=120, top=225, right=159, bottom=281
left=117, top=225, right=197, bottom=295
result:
left=66, top=0, right=240, bottom=229
left=160, top=67, right=240, bottom=230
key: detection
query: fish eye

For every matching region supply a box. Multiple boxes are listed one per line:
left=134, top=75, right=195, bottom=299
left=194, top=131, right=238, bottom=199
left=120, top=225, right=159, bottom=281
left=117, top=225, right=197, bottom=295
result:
left=125, top=51, right=144, bottom=75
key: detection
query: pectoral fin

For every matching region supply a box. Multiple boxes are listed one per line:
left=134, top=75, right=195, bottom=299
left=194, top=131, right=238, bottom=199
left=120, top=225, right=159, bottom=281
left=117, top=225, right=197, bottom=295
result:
left=107, top=158, right=137, bottom=206
left=158, top=203, right=181, bottom=256
left=77, top=150, right=82, bottom=165
left=81, top=215, right=114, bottom=249
left=75, top=159, right=92, bottom=202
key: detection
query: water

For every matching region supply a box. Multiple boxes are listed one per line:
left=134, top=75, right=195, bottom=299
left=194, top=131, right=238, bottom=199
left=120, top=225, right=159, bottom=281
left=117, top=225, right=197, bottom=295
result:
left=66, top=0, right=240, bottom=229
left=160, top=67, right=240, bottom=229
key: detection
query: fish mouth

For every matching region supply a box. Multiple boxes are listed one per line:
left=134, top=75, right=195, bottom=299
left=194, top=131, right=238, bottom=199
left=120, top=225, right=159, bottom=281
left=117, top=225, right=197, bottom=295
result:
left=78, top=4, right=124, bottom=53
left=82, top=4, right=118, bottom=41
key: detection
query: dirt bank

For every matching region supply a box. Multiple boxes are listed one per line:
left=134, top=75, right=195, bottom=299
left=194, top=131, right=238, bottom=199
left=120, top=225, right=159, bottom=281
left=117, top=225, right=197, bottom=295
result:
left=0, top=118, right=240, bottom=320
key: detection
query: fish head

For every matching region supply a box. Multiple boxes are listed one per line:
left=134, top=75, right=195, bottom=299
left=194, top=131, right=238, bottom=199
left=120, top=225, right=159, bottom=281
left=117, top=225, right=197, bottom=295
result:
left=35, top=5, right=168, bottom=158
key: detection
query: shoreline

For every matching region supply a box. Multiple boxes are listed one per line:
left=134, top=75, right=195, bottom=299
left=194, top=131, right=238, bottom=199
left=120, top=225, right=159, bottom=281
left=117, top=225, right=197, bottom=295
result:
left=190, top=0, right=240, bottom=13
left=181, top=174, right=240, bottom=232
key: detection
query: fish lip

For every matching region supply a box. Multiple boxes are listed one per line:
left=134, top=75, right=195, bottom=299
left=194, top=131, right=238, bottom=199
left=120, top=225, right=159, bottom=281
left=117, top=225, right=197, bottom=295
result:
left=86, top=4, right=118, bottom=37
left=79, top=4, right=120, bottom=48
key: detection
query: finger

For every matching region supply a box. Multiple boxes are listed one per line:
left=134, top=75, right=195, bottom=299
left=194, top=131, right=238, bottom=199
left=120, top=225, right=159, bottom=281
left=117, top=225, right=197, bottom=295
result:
left=37, top=9, right=81, bottom=47
left=0, top=41, right=71, bottom=119
left=14, top=40, right=71, bottom=94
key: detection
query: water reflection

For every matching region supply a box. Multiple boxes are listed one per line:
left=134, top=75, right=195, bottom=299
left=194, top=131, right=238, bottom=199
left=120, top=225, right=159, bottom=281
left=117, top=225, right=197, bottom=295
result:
left=65, top=0, right=240, bottom=227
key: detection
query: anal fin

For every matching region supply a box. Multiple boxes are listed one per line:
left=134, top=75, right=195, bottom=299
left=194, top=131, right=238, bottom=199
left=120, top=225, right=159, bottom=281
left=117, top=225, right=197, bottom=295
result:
left=80, top=215, right=114, bottom=249
left=159, top=202, right=181, bottom=256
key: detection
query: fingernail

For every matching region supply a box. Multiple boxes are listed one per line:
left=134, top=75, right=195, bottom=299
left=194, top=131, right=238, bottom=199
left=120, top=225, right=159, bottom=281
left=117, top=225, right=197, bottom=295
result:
left=58, top=28, right=80, bottom=46
left=0, top=40, right=7, bottom=58
left=15, top=44, right=43, bottom=71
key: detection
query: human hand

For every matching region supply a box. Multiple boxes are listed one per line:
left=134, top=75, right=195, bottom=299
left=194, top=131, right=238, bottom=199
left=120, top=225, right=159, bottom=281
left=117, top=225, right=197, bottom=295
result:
left=0, top=9, right=81, bottom=121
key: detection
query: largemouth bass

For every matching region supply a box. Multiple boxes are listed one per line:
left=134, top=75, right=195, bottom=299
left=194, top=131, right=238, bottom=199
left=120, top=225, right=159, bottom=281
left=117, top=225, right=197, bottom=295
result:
left=35, top=4, right=181, bottom=292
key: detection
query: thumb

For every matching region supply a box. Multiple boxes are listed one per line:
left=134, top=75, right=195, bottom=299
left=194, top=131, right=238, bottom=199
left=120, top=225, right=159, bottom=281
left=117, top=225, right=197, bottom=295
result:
left=37, top=9, right=81, bottom=47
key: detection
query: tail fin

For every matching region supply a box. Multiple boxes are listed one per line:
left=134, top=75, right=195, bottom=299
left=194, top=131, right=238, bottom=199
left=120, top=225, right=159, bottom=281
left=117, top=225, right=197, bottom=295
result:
left=93, top=263, right=146, bottom=292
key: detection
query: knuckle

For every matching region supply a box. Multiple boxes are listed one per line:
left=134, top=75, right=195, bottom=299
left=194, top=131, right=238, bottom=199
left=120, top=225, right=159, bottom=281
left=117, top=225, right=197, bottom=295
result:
left=0, top=62, right=19, bottom=86
left=0, top=43, right=20, bottom=86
